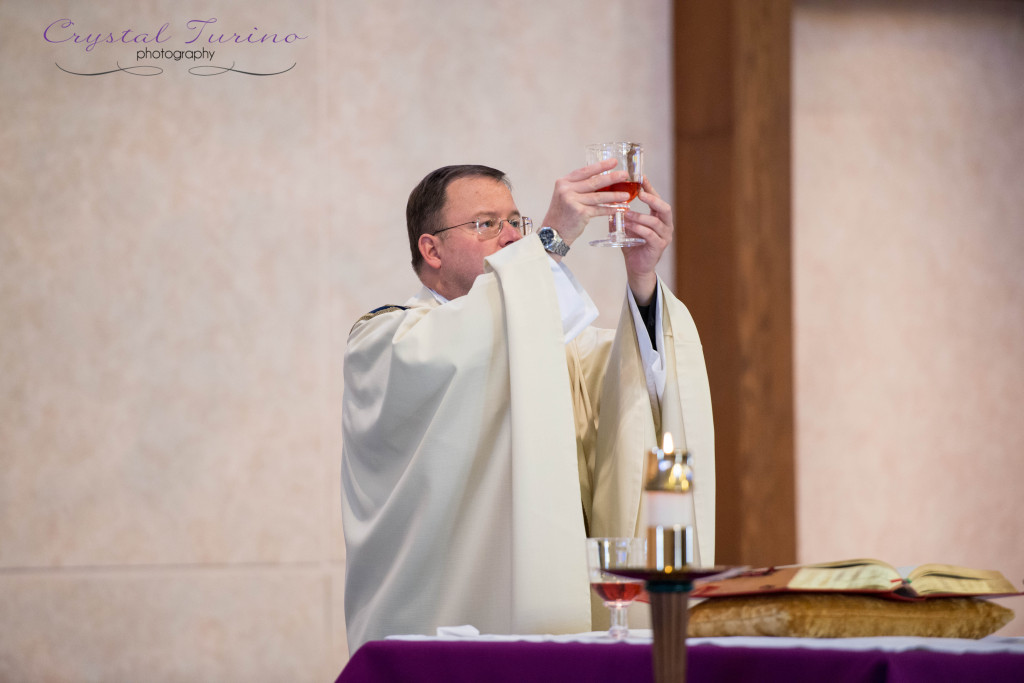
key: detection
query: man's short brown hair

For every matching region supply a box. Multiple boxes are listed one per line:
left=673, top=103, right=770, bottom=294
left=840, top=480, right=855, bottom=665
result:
left=406, top=165, right=509, bottom=274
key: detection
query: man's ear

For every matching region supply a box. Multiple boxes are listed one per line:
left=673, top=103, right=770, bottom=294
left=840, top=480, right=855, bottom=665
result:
left=418, top=233, right=442, bottom=271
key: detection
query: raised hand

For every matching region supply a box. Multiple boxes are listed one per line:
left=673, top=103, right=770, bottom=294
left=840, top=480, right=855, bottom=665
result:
left=621, top=178, right=674, bottom=305
left=540, top=159, right=630, bottom=247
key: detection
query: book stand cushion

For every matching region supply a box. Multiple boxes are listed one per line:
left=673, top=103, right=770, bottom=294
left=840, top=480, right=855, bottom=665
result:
left=688, top=593, right=1014, bottom=639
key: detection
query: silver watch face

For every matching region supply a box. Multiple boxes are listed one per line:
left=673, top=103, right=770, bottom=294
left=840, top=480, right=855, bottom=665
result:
left=540, top=227, right=568, bottom=256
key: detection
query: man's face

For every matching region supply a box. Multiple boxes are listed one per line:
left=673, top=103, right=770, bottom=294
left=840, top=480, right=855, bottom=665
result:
left=431, top=176, right=523, bottom=299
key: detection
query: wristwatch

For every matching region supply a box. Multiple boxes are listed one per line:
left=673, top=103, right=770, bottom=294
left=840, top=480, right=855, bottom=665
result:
left=538, top=226, right=569, bottom=257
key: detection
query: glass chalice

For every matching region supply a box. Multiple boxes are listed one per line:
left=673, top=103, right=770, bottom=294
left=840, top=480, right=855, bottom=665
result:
left=586, top=537, right=646, bottom=640
left=586, top=142, right=646, bottom=247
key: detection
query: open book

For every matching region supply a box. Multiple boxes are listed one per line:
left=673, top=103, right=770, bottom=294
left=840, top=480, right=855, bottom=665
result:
left=691, top=558, right=1021, bottom=601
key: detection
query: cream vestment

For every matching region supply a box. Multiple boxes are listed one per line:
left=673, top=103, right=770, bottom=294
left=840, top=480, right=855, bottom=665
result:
left=341, top=236, right=714, bottom=651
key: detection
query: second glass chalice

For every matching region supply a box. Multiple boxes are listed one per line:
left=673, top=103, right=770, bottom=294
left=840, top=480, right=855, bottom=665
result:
left=586, top=537, right=646, bottom=640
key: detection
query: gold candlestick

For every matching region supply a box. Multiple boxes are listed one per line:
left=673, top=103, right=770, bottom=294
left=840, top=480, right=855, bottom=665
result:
left=644, top=432, right=695, bottom=571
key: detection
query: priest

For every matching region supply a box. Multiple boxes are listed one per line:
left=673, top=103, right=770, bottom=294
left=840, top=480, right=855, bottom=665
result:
left=341, top=160, right=715, bottom=651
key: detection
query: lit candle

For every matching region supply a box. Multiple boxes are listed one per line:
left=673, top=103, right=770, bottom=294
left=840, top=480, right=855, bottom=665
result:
left=644, top=432, right=695, bottom=571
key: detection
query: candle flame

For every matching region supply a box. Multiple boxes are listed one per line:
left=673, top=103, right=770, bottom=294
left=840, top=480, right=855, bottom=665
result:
left=662, top=432, right=674, bottom=455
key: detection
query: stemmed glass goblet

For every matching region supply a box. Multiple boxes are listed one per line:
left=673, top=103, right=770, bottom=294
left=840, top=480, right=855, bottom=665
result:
left=586, top=537, right=646, bottom=640
left=586, top=142, right=646, bottom=247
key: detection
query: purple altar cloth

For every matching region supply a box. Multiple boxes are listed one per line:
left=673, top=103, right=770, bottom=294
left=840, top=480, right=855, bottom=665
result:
left=336, top=639, right=1024, bottom=683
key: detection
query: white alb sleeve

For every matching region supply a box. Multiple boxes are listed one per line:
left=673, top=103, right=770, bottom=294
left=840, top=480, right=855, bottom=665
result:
left=549, top=259, right=599, bottom=343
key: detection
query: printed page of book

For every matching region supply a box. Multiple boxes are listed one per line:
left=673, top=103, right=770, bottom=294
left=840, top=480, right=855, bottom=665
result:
left=788, top=559, right=903, bottom=592
left=907, top=564, right=1018, bottom=596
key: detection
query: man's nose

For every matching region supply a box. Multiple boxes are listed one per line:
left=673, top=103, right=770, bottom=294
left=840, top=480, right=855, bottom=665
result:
left=498, top=221, right=523, bottom=247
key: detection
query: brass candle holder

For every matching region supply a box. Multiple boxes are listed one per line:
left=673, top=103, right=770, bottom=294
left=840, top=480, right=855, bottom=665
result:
left=610, top=567, right=728, bottom=683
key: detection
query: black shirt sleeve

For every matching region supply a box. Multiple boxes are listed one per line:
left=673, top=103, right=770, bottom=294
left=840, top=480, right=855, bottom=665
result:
left=635, top=288, right=659, bottom=350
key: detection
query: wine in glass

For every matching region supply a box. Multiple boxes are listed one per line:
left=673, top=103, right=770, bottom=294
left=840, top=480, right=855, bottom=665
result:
left=586, top=537, right=646, bottom=640
left=586, top=142, right=646, bottom=247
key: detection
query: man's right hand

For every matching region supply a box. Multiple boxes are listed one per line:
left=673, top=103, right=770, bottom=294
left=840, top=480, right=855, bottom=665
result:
left=540, top=159, right=630, bottom=246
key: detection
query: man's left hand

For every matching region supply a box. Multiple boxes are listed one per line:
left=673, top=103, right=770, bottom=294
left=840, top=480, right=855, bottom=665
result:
left=621, top=178, right=673, bottom=305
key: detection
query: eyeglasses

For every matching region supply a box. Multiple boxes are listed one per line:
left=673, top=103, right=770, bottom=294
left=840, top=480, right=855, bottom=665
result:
left=432, top=216, right=533, bottom=240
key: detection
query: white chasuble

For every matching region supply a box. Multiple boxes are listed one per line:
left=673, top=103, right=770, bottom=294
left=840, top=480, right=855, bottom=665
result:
left=341, top=236, right=714, bottom=651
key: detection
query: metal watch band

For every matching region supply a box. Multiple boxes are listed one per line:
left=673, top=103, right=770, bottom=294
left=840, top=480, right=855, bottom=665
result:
left=538, top=226, right=569, bottom=257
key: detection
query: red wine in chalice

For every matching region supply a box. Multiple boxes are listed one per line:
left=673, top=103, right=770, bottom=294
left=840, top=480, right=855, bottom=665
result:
left=599, top=181, right=641, bottom=203
left=591, top=581, right=644, bottom=604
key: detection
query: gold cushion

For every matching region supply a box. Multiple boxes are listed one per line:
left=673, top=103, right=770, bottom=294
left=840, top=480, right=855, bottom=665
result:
left=688, top=593, right=1014, bottom=639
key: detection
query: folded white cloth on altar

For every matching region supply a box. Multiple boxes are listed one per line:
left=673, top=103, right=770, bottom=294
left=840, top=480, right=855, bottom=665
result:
left=436, top=625, right=481, bottom=637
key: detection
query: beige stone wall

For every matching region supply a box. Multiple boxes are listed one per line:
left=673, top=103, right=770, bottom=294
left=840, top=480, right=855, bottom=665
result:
left=793, top=0, right=1024, bottom=634
left=0, top=0, right=672, bottom=679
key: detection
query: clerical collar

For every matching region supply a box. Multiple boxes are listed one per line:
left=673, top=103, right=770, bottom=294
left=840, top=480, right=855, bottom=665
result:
left=427, top=287, right=449, bottom=305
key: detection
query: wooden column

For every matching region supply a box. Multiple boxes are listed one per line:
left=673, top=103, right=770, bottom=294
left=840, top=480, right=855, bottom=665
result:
left=673, top=0, right=795, bottom=566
